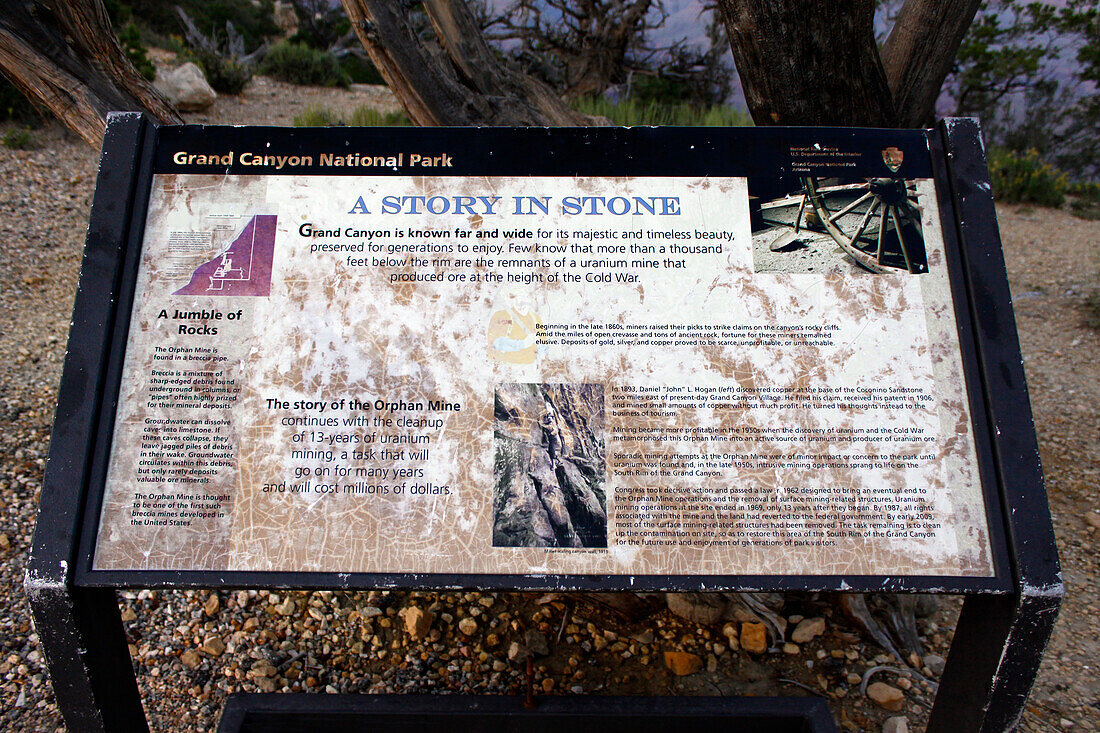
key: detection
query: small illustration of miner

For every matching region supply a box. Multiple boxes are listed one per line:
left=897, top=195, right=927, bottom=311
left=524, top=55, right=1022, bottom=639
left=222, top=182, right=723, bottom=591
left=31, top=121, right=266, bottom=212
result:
left=487, top=288, right=545, bottom=364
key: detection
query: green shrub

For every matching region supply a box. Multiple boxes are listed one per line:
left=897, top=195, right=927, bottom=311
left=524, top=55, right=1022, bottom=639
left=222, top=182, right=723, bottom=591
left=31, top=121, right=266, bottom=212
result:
left=571, top=97, right=752, bottom=127
left=1069, top=182, right=1100, bottom=220
left=340, top=55, right=384, bottom=85
left=130, top=0, right=277, bottom=52
left=184, top=49, right=252, bottom=94
left=987, top=148, right=1069, bottom=207
left=348, top=107, right=411, bottom=126
left=2, top=128, right=38, bottom=150
left=293, top=105, right=411, bottom=128
left=260, top=42, right=348, bottom=88
left=117, top=22, right=156, bottom=81
left=0, top=78, right=40, bottom=123
left=293, top=105, right=346, bottom=127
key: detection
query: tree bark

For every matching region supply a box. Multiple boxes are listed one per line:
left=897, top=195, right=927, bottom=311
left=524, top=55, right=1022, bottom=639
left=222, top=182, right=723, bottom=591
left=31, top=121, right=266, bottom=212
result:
left=881, top=0, right=983, bottom=127
left=0, top=0, right=181, bottom=146
left=341, top=0, right=600, bottom=126
left=715, top=0, right=896, bottom=127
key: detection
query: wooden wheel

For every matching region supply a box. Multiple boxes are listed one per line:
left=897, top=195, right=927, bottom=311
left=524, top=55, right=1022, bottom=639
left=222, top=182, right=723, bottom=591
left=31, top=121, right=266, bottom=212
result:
left=802, top=178, right=927, bottom=274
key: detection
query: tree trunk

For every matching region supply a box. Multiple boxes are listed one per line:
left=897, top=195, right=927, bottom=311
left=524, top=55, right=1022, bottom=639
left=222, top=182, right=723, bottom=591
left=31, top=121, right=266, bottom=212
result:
left=880, top=0, right=983, bottom=127
left=715, top=0, right=896, bottom=127
left=341, top=0, right=601, bottom=126
left=0, top=0, right=181, bottom=147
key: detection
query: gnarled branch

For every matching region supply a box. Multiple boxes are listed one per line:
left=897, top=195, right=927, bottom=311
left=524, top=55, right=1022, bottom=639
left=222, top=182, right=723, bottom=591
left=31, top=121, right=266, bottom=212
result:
left=341, top=0, right=600, bottom=126
left=0, top=0, right=181, bottom=146
left=881, top=0, right=984, bottom=126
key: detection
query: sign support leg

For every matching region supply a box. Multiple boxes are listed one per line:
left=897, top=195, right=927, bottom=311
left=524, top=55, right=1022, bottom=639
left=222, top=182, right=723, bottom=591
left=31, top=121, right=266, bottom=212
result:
left=27, top=583, right=147, bottom=732
left=927, top=591, right=1060, bottom=732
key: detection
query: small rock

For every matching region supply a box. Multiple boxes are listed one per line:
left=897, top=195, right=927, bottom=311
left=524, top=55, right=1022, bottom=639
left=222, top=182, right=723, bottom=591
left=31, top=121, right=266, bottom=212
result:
left=867, top=681, right=906, bottom=711
left=119, top=607, right=137, bottom=623
left=250, top=659, right=277, bottom=678
left=525, top=629, right=549, bottom=656
left=203, top=594, right=220, bottom=617
left=663, top=651, right=703, bottom=676
left=507, top=642, right=531, bottom=662
left=1086, top=512, right=1100, bottom=529
left=923, top=653, right=946, bottom=676
left=403, top=606, right=434, bottom=639
left=896, top=676, right=912, bottom=690
left=541, top=678, right=554, bottom=692
left=791, top=617, right=826, bottom=644
left=740, top=622, right=767, bottom=654
left=783, top=642, right=800, bottom=655
left=0, top=534, right=9, bottom=551
left=275, top=598, right=296, bottom=616
left=154, top=62, right=217, bottom=111
left=180, top=650, right=201, bottom=669
left=458, top=617, right=478, bottom=636
left=882, top=716, right=909, bottom=733
left=200, top=636, right=225, bottom=657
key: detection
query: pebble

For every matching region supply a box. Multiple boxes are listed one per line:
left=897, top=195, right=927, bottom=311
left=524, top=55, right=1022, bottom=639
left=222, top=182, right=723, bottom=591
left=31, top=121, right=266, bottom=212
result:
left=525, top=629, right=549, bottom=656
left=663, top=651, right=702, bottom=676
left=740, top=622, right=767, bottom=654
left=882, top=716, right=909, bottom=733
left=507, top=642, right=531, bottom=662
left=458, top=617, right=478, bottom=636
left=790, top=617, right=826, bottom=644
left=200, top=636, right=226, bottom=657
left=867, top=681, right=906, bottom=711
left=402, top=607, right=434, bottom=639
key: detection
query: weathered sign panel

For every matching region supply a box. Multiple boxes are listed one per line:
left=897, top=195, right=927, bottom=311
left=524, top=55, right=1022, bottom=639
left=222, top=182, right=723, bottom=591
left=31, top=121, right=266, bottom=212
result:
left=79, top=124, right=1008, bottom=589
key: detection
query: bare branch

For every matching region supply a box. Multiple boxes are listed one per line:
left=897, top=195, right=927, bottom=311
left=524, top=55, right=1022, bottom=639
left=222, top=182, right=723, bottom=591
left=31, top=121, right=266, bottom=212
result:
left=340, top=0, right=599, bottom=126
left=881, top=0, right=983, bottom=126
left=0, top=0, right=180, bottom=146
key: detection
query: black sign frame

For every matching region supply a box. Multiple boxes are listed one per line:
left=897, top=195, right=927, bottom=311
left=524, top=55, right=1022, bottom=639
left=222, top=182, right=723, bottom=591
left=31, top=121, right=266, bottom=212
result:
left=26, top=114, right=1061, bottom=733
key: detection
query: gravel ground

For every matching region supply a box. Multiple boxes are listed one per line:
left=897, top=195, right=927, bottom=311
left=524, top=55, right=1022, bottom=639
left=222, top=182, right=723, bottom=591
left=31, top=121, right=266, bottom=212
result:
left=0, top=76, right=1097, bottom=733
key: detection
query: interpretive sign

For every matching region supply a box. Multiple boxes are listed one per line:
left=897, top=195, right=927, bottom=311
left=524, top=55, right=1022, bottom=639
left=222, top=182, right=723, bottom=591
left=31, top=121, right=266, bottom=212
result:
left=78, top=123, right=1008, bottom=589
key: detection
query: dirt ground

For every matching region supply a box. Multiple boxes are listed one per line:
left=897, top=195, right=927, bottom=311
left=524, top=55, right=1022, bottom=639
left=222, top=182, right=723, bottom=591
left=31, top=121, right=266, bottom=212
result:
left=0, top=76, right=1097, bottom=732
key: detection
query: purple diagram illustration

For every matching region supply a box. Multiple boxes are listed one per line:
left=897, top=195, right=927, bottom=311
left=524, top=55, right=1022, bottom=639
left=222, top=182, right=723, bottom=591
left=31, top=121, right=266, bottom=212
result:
left=174, top=215, right=277, bottom=297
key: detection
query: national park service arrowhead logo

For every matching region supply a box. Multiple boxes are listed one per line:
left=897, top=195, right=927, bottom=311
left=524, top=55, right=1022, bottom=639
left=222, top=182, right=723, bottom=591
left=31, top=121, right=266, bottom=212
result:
left=882, top=146, right=904, bottom=173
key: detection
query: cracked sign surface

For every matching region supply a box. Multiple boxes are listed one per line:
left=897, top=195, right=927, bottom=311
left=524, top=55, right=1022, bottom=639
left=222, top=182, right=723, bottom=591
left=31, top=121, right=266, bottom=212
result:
left=93, top=172, right=994, bottom=579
